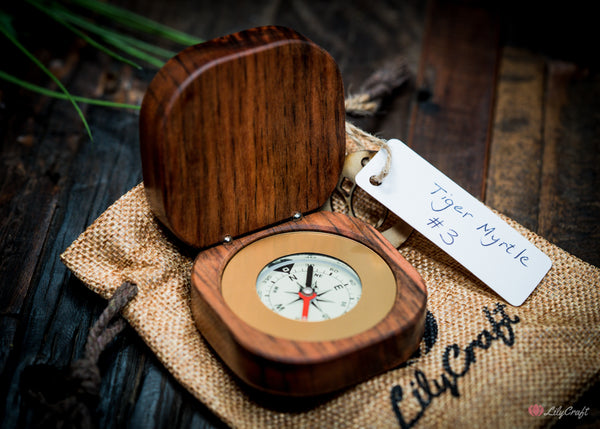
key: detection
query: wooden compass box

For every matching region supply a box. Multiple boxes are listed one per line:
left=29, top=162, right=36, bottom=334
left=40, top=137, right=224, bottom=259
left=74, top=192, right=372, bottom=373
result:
left=140, top=26, right=345, bottom=249
left=139, top=26, right=427, bottom=397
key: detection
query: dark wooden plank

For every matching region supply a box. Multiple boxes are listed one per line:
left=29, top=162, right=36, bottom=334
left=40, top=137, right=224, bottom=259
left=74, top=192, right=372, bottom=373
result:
left=485, top=47, right=545, bottom=231
left=486, top=48, right=600, bottom=268
left=336, top=0, right=427, bottom=141
left=0, top=37, right=87, bottom=318
left=0, top=15, right=215, bottom=424
left=538, top=62, right=600, bottom=267
left=0, top=47, right=94, bottom=380
left=0, top=102, right=146, bottom=429
left=407, top=0, right=500, bottom=199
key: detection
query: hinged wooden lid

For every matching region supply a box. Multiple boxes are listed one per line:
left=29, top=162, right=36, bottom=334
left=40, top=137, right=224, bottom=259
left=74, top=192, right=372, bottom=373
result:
left=140, top=26, right=345, bottom=248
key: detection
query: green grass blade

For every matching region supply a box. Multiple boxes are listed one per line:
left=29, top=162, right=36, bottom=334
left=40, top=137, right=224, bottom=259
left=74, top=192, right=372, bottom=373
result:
left=26, top=0, right=142, bottom=69
left=53, top=5, right=166, bottom=67
left=102, top=31, right=177, bottom=60
left=0, top=11, right=17, bottom=37
left=66, top=0, right=204, bottom=46
left=0, top=16, right=93, bottom=140
left=0, top=69, right=141, bottom=109
left=100, top=33, right=165, bottom=67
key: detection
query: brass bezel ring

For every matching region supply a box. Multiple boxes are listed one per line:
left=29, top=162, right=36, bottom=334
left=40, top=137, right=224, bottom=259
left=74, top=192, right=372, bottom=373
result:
left=221, top=230, right=397, bottom=341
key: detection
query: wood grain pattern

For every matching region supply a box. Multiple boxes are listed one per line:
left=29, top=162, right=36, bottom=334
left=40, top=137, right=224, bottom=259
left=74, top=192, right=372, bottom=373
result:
left=190, top=211, right=427, bottom=396
left=487, top=48, right=600, bottom=268
left=486, top=47, right=545, bottom=231
left=140, top=26, right=345, bottom=248
left=408, top=0, right=500, bottom=198
left=537, top=62, right=600, bottom=266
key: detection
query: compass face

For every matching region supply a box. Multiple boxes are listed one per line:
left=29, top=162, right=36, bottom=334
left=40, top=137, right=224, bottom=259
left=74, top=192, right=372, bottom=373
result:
left=219, top=229, right=400, bottom=342
left=256, top=253, right=362, bottom=321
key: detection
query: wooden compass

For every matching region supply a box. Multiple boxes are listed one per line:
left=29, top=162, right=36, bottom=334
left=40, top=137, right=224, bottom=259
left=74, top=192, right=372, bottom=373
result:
left=139, top=26, right=427, bottom=397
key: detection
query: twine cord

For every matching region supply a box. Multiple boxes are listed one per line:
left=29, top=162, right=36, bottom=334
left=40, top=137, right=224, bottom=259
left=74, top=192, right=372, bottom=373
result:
left=344, top=56, right=409, bottom=116
left=21, top=281, right=137, bottom=429
left=345, top=122, right=393, bottom=185
left=82, top=281, right=137, bottom=366
left=344, top=56, right=409, bottom=185
left=369, top=140, right=392, bottom=186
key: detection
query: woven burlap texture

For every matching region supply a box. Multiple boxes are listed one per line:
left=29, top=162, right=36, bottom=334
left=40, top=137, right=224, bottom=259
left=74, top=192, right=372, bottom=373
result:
left=61, top=130, right=600, bottom=429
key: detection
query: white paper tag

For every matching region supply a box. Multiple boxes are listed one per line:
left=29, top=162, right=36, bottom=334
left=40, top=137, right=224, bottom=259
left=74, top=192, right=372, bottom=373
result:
left=355, top=139, right=551, bottom=306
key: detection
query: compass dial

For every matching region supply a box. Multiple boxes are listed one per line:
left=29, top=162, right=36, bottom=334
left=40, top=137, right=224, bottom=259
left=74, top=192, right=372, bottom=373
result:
left=256, top=253, right=362, bottom=321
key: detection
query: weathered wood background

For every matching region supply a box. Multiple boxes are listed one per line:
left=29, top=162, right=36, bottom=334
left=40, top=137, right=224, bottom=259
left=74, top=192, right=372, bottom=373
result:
left=1, top=0, right=598, bottom=427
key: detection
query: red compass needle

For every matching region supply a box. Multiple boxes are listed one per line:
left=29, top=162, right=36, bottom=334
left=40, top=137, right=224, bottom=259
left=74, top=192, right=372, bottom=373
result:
left=300, top=264, right=316, bottom=320
left=299, top=290, right=317, bottom=320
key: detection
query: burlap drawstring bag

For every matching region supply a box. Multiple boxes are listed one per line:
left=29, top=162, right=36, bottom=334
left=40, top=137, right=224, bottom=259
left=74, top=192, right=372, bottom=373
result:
left=61, top=124, right=600, bottom=428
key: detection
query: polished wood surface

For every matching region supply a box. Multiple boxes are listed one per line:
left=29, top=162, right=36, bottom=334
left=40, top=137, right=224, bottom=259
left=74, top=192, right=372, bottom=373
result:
left=1, top=1, right=598, bottom=427
left=408, top=0, right=499, bottom=198
left=190, top=211, right=426, bottom=396
left=140, top=26, right=345, bottom=248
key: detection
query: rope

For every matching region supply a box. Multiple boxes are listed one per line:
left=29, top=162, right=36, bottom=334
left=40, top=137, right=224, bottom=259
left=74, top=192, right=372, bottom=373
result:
left=345, top=56, right=410, bottom=116
left=21, top=282, right=138, bottom=429
left=345, top=122, right=392, bottom=185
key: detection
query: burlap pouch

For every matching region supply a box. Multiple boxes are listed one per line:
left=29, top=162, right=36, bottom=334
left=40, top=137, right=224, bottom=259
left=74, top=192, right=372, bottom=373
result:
left=61, top=129, right=600, bottom=428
